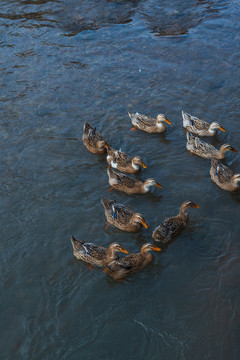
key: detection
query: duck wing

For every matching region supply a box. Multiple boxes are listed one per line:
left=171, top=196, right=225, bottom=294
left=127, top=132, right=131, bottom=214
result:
left=193, top=118, right=209, bottom=130
left=111, top=149, right=132, bottom=167
left=182, top=111, right=209, bottom=130
left=71, top=236, right=107, bottom=260
left=102, top=198, right=133, bottom=222
left=211, top=159, right=233, bottom=183
left=188, top=133, right=216, bottom=154
left=108, top=167, right=140, bottom=188
left=112, top=202, right=134, bottom=223
left=119, top=173, right=140, bottom=188
left=153, top=217, right=184, bottom=242
left=135, top=113, right=155, bottom=126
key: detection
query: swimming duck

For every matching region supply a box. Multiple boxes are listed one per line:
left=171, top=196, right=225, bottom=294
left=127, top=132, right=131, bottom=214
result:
left=128, top=112, right=171, bottom=133
left=82, top=122, right=109, bottom=154
left=107, top=165, right=162, bottom=194
left=210, top=159, right=240, bottom=191
left=102, top=198, right=149, bottom=232
left=152, top=200, right=199, bottom=243
left=104, top=243, right=161, bottom=280
left=71, top=235, right=128, bottom=267
left=106, top=146, right=146, bottom=174
left=186, top=132, right=237, bottom=159
left=182, top=110, right=226, bottom=136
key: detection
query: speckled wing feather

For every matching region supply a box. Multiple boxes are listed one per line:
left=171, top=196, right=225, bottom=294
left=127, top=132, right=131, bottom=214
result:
left=118, top=173, right=141, bottom=188
left=193, top=118, right=209, bottom=130
left=211, top=159, right=233, bottom=183
left=134, top=113, right=155, bottom=126
left=87, top=127, right=105, bottom=144
left=183, top=112, right=209, bottom=130
left=152, top=217, right=185, bottom=243
left=108, top=167, right=141, bottom=188
left=102, top=198, right=134, bottom=224
left=82, top=122, right=109, bottom=154
left=81, top=243, right=107, bottom=260
left=109, top=148, right=132, bottom=167
left=195, top=137, right=218, bottom=156
left=107, top=253, right=144, bottom=272
left=187, top=132, right=218, bottom=157
left=113, top=204, right=133, bottom=224
left=72, top=237, right=106, bottom=259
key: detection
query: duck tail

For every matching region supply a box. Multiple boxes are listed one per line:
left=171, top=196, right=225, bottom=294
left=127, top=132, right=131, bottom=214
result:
left=83, top=122, right=92, bottom=132
left=101, top=197, right=113, bottom=210
left=71, top=235, right=83, bottom=251
left=182, top=111, right=191, bottom=128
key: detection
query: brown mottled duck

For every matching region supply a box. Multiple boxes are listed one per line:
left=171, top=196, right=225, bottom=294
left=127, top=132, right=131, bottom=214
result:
left=152, top=200, right=199, bottom=243
left=82, top=122, right=109, bottom=154
left=71, top=235, right=128, bottom=267
left=182, top=110, right=226, bottom=136
left=210, top=159, right=240, bottom=192
left=106, top=146, right=146, bottom=174
left=102, top=198, right=149, bottom=232
left=128, top=112, right=171, bottom=133
left=104, top=243, right=161, bottom=280
left=107, top=165, right=162, bottom=194
left=186, top=132, right=237, bottom=159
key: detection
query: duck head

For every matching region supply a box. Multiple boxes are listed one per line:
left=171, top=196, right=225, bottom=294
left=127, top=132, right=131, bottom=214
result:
left=109, top=243, right=129, bottom=254
left=156, top=114, right=172, bottom=125
left=209, top=122, right=226, bottom=132
left=132, top=213, right=149, bottom=229
left=141, top=243, right=161, bottom=253
left=143, top=178, right=162, bottom=192
left=132, top=156, right=147, bottom=170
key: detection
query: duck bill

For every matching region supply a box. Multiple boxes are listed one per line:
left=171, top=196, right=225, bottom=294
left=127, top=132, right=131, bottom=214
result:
left=192, top=204, right=199, bottom=208
left=153, top=246, right=161, bottom=252
left=219, top=126, right=226, bottom=132
left=164, top=118, right=172, bottom=125
left=120, top=248, right=129, bottom=254
left=155, top=183, right=162, bottom=188
left=141, top=161, right=147, bottom=169
left=230, top=147, right=238, bottom=153
left=141, top=220, right=149, bottom=229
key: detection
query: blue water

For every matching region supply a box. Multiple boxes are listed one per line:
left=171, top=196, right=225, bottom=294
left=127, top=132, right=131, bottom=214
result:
left=1, top=0, right=240, bottom=359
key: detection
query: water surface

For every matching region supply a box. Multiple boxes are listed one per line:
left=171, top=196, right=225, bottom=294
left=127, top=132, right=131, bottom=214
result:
left=1, top=0, right=240, bottom=359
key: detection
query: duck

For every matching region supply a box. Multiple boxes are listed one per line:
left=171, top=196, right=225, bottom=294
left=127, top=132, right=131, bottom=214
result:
left=128, top=112, right=171, bottom=133
left=107, top=165, right=162, bottom=194
left=71, top=235, right=128, bottom=267
left=182, top=110, right=226, bottom=136
left=104, top=243, right=161, bottom=280
left=102, top=198, right=149, bottom=232
left=210, top=159, right=240, bottom=191
left=106, top=146, right=146, bottom=174
left=186, top=132, right=237, bottom=159
left=82, top=122, right=109, bottom=154
left=152, top=200, right=199, bottom=243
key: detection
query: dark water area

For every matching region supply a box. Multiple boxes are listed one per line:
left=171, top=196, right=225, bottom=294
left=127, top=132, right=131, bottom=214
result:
left=1, top=0, right=240, bottom=359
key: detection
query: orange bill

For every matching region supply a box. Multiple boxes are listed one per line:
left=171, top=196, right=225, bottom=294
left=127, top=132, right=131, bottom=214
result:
left=153, top=246, right=161, bottom=251
left=155, top=183, right=162, bottom=188
left=130, top=127, right=136, bottom=131
left=141, top=161, right=147, bottom=169
left=120, top=248, right=129, bottom=254
left=230, top=147, right=238, bottom=153
left=141, top=220, right=149, bottom=229
left=192, top=203, right=199, bottom=208
left=164, top=118, right=172, bottom=125
left=219, top=126, right=226, bottom=132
